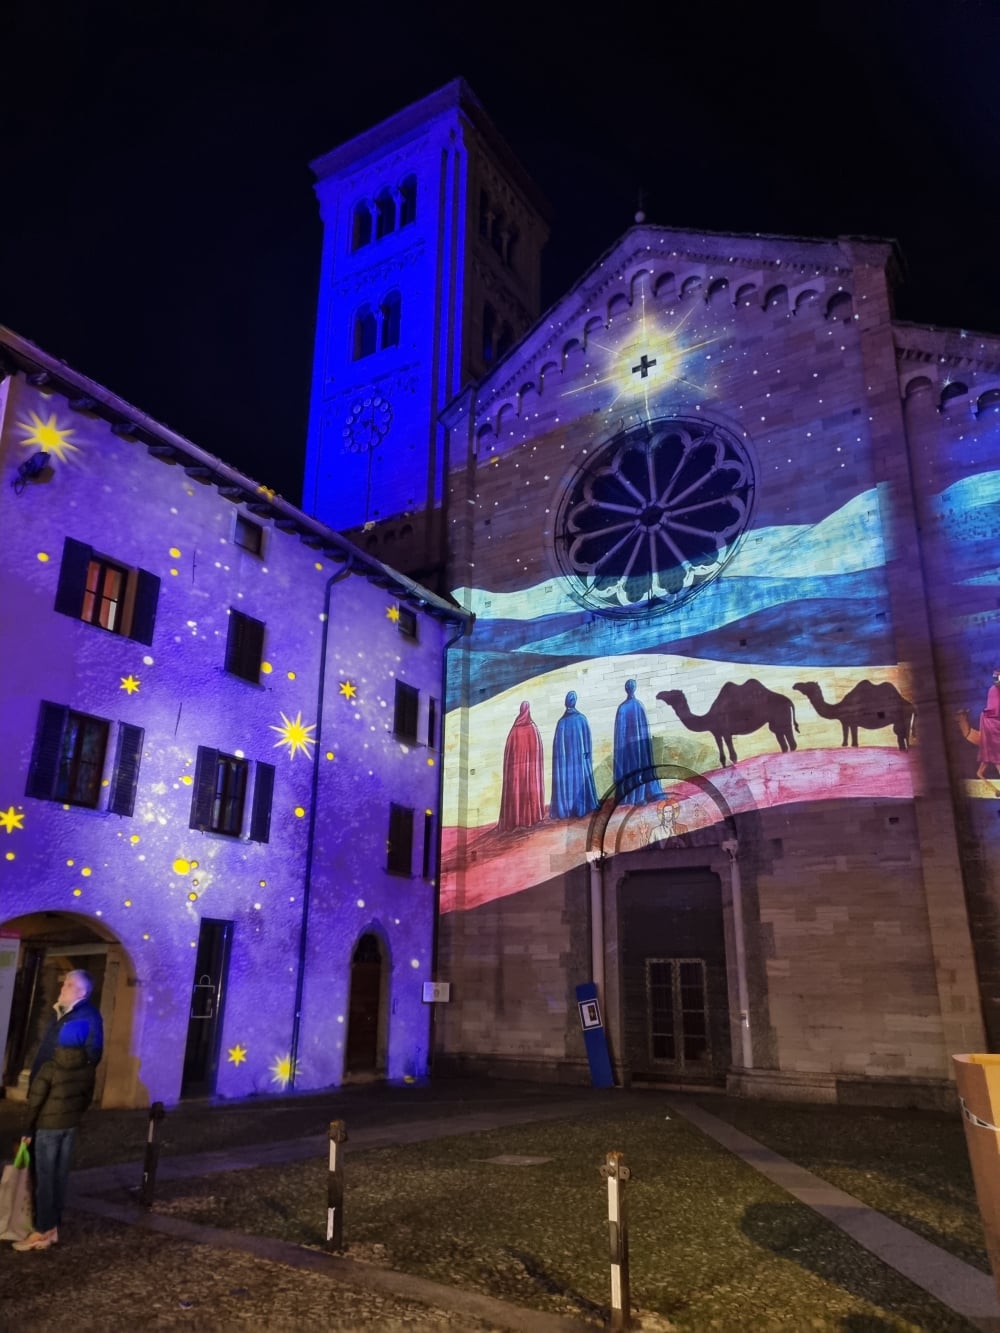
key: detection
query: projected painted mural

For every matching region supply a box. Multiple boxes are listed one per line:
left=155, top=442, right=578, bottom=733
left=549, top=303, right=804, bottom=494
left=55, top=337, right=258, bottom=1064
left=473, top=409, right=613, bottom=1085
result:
left=440, top=245, right=924, bottom=914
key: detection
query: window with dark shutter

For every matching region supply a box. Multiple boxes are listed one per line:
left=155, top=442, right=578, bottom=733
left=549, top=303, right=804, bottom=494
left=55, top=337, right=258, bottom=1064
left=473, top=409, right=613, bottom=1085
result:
left=422, top=810, right=434, bottom=879
left=54, top=536, right=159, bottom=644
left=393, top=681, right=419, bottom=743
left=387, top=802, right=414, bottom=876
left=234, top=514, right=264, bottom=555
left=249, top=762, right=274, bottom=843
left=225, top=610, right=264, bottom=683
left=109, top=724, right=144, bottom=816
left=190, top=747, right=248, bottom=836
left=396, top=606, right=417, bottom=640
left=52, top=711, right=109, bottom=807
left=427, top=697, right=438, bottom=750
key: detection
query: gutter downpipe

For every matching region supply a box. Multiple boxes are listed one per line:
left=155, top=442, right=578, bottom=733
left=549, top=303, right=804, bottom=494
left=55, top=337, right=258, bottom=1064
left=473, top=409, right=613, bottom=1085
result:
left=586, top=850, right=605, bottom=1006
left=428, top=610, right=474, bottom=1069
left=289, top=558, right=354, bottom=1088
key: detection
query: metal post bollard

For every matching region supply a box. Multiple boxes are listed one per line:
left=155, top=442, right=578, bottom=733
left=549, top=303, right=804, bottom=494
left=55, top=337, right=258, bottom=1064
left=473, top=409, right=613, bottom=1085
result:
left=326, top=1119, right=348, bottom=1251
left=138, top=1101, right=166, bottom=1207
left=599, top=1149, right=632, bottom=1331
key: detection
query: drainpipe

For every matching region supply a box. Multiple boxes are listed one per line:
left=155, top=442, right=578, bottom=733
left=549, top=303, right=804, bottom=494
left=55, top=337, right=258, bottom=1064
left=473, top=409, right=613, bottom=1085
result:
left=585, top=850, right=606, bottom=1004
left=721, top=838, right=753, bottom=1070
left=289, top=559, right=354, bottom=1088
left=427, top=612, right=473, bottom=1068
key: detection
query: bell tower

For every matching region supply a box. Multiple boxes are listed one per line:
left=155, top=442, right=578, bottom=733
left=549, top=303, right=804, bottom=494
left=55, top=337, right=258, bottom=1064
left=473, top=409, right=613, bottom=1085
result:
left=303, top=79, right=550, bottom=588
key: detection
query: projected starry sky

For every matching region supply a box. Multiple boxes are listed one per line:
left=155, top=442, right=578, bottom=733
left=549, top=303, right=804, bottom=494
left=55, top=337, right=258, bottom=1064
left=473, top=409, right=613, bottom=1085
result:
left=2, top=0, right=997, bottom=505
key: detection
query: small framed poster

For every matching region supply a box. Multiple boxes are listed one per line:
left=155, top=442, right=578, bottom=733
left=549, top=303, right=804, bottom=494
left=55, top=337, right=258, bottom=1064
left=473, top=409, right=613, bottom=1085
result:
left=578, top=998, right=602, bottom=1030
left=422, top=981, right=451, bottom=1003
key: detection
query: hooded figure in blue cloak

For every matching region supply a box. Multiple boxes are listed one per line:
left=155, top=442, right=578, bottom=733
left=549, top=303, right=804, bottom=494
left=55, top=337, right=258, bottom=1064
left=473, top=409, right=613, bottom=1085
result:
left=613, top=679, right=664, bottom=805
left=550, top=691, right=600, bottom=819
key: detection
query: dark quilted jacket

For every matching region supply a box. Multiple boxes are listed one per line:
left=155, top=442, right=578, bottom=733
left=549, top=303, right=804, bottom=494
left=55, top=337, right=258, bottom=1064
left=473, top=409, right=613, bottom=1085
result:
left=25, top=1045, right=97, bottom=1133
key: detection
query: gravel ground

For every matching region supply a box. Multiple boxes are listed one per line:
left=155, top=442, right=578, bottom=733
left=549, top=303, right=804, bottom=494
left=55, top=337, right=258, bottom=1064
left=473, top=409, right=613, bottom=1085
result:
left=0, top=1080, right=990, bottom=1332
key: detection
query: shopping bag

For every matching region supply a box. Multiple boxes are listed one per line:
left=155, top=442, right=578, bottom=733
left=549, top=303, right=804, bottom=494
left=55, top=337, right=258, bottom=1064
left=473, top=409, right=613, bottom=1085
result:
left=0, top=1141, right=33, bottom=1241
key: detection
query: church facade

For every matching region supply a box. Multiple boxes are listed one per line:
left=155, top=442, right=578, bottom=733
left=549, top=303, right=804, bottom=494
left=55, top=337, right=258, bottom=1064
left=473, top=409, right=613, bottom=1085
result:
left=305, top=84, right=999, bottom=1106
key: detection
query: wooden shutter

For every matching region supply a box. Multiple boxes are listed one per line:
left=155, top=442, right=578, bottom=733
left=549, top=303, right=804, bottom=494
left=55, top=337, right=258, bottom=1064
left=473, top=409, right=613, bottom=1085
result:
left=394, top=681, right=419, bottom=742
left=248, top=762, right=275, bottom=843
left=25, top=702, right=68, bottom=800
left=225, top=611, right=264, bottom=683
left=108, top=724, right=144, bottom=816
left=130, top=568, right=160, bottom=645
left=387, top=803, right=413, bottom=875
left=53, top=538, right=92, bottom=619
left=190, top=747, right=219, bottom=829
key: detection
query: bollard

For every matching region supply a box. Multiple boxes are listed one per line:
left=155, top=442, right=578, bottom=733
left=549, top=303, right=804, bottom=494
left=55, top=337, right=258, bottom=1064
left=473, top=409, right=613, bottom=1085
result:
left=326, top=1119, right=348, bottom=1251
left=599, top=1149, right=632, bottom=1331
left=138, top=1100, right=166, bottom=1207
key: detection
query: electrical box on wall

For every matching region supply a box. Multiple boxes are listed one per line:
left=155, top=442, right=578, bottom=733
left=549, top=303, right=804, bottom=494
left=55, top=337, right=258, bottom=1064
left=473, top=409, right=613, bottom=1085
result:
left=422, top=981, right=451, bottom=1003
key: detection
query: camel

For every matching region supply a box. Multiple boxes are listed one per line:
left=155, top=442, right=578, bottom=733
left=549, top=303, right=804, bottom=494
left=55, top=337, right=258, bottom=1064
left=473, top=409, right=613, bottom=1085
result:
left=792, top=680, right=914, bottom=751
left=956, top=710, right=981, bottom=746
left=656, top=679, right=798, bottom=769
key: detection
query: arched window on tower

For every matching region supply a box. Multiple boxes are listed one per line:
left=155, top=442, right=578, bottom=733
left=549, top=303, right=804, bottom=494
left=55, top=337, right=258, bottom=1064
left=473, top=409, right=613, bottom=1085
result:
left=399, top=175, right=417, bottom=227
left=351, top=200, right=372, bottom=251
left=352, top=305, right=377, bottom=360
left=375, top=188, right=396, bottom=240
left=482, top=303, right=497, bottom=364
left=381, top=291, right=401, bottom=349
left=496, top=321, right=514, bottom=359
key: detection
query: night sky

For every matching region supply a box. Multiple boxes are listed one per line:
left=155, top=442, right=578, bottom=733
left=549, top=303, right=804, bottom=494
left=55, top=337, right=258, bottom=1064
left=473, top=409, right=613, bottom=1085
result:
left=3, top=0, right=998, bottom=504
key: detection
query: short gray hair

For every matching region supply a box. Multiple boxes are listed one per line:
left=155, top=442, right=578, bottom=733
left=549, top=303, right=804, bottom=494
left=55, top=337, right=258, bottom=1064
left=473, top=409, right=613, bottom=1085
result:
left=65, top=969, right=93, bottom=999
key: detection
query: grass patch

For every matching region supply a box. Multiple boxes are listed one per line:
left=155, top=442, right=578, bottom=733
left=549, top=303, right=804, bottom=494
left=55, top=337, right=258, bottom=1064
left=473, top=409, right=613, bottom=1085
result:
left=142, top=1108, right=977, bottom=1330
left=696, top=1098, right=988, bottom=1274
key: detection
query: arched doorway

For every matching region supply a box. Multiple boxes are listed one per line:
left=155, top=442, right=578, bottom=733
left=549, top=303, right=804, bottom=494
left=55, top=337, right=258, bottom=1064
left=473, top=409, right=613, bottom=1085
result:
left=0, top=911, right=137, bottom=1107
left=345, top=932, right=385, bottom=1080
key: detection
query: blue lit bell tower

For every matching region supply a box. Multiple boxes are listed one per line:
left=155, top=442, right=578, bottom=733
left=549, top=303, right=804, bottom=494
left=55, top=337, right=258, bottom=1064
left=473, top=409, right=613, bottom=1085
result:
left=303, top=80, right=549, bottom=586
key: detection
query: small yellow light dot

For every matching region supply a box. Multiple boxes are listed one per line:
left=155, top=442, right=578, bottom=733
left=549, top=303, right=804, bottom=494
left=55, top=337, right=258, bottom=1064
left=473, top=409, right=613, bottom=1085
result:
left=81, top=867, right=92, bottom=877
left=259, top=880, right=266, bottom=888
left=188, top=891, right=198, bottom=902
left=425, top=808, right=433, bottom=816
left=287, top=671, right=296, bottom=681
left=180, top=774, right=193, bottom=786
left=173, top=858, right=191, bottom=875
left=130, top=834, right=140, bottom=844
left=37, top=552, right=50, bottom=563
left=170, top=568, right=179, bottom=577
left=191, top=860, right=199, bottom=869
left=326, top=751, right=335, bottom=761
left=427, top=757, right=435, bottom=766
left=294, top=806, right=305, bottom=818
left=124, top=899, right=132, bottom=907
left=142, top=933, right=150, bottom=941
left=169, top=547, right=181, bottom=558
left=261, top=662, right=273, bottom=675
left=72, top=888, right=82, bottom=897
left=66, top=859, right=74, bottom=867
left=5, top=852, right=14, bottom=861
left=314, top=562, right=323, bottom=571
left=191, top=879, right=199, bottom=887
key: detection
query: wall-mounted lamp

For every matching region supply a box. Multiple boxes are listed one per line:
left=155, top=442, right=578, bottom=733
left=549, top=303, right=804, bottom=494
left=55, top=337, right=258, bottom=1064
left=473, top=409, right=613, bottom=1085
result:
left=12, top=451, right=50, bottom=495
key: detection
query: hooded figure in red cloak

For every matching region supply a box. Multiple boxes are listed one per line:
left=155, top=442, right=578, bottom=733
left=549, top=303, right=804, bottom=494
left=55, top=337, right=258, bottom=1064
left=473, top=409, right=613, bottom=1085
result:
left=497, top=701, right=545, bottom=831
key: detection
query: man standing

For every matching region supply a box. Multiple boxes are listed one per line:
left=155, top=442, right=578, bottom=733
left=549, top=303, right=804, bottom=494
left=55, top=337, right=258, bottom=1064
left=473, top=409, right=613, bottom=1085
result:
left=12, top=970, right=103, bottom=1252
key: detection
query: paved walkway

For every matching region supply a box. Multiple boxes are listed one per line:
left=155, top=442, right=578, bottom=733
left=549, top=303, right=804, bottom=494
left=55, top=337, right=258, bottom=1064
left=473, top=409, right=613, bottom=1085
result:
left=666, top=1096, right=1000, bottom=1333
left=9, top=1082, right=1000, bottom=1330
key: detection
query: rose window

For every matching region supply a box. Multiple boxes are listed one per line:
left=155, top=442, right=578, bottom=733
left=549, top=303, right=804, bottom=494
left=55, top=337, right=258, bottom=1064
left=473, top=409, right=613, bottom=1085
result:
left=554, top=417, right=755, bottom=615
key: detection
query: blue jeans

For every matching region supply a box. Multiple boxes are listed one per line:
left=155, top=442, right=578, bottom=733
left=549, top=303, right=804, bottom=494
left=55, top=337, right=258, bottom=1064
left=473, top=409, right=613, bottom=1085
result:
left=33, top=1127, right=77, bottom=1232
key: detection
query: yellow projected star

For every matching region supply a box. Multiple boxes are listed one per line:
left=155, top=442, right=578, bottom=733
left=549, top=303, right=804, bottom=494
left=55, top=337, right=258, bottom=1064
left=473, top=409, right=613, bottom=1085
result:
left=271, top=710, right=316, bottom=761
left=386, top=604, right=400, bottom=622
left=17, top=411, right=80, bottom=463
left=120, top=675, right=141, bottom=694
left=0, top=806, right=25, bottom=834
left=269, top=1052, right=298, bottom=1088
left=339, top=679, right=357, bottom=699
left=227, top=1044, right=248, bottom=1067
